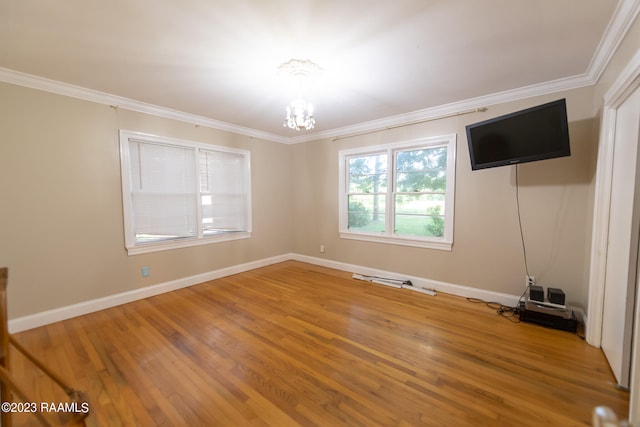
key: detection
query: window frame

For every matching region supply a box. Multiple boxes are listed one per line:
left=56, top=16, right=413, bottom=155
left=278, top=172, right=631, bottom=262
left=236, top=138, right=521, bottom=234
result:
left=338, top=134, right=456, bottom=251
left=119, top=130, right=252, bottom=255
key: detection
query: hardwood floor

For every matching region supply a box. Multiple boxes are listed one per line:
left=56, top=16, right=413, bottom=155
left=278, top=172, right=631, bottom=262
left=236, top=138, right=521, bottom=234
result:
left=8, top=261, right=629, bottom=426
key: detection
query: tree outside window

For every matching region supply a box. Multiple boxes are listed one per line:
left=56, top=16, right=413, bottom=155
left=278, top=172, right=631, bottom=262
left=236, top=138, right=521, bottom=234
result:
left=339, top=135, right=456, bottom=251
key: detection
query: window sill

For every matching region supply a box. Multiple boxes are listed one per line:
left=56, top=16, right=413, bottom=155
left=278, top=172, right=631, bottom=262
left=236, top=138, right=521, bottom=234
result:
left=339, top=231, right=452, bottom=251
left=126, top=232, right=251, bottom=255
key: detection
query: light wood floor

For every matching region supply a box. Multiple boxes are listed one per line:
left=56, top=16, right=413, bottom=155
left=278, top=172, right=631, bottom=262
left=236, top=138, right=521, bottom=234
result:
left=8, top=261, right=629, bottom=426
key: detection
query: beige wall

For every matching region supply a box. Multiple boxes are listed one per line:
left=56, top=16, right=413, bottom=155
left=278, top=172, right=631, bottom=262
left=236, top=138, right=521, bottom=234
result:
left=292, top=88, right=598, bottom=308
left=1, top=10, right=637, bottom=322
left=0, top=82, right=293, bottom=319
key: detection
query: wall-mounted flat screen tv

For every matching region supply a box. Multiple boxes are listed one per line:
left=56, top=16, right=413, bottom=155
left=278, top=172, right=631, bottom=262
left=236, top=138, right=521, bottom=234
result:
left=465, top=99, right=570, bottom=171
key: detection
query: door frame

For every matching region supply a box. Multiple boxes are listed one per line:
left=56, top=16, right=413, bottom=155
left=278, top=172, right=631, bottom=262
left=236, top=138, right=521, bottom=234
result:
left=587, top=48, right=640, bottom=419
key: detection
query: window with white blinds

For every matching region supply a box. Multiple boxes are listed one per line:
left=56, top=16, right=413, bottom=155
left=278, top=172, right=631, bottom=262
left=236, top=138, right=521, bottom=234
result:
left=119, top=131, right=251, bottom=255
left=199, top=149, right=248, bottom=235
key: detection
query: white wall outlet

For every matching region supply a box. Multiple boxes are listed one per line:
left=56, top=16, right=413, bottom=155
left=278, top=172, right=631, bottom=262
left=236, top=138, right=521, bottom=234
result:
left=320, top=245, right=325, bottom=253
left=142, top=266, right=150, bottom=278
left=526, top=275, right=535, bottom=287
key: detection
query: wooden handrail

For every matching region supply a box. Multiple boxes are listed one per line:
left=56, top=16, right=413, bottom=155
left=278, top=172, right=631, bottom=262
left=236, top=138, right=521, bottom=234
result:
left=0, top=267, right=89, bottom=426
left=0, top=267, right=10, bottom=427
left=0, top=364, right=53, bottom=427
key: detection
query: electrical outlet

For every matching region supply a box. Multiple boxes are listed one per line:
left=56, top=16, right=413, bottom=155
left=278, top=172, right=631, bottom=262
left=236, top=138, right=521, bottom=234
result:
left=526, top=275, right=535, bottom=287
left=320, top=245, right=325, bottom=253
left=142, top=266, right=150, bottom=278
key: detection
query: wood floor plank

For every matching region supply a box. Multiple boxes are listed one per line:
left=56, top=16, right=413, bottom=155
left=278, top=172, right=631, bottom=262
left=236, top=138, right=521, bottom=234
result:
left=6, top=261, right=630, bottom=426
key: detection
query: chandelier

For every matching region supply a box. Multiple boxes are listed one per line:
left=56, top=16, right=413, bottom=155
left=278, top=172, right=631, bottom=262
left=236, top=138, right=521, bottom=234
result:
left=279, top=59, right=322, bottom=131
left=285, top=99, right=315, bottom=130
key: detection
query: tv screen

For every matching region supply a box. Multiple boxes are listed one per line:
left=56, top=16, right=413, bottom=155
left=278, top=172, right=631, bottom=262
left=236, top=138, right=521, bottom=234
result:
left=465, top=99, right=570, bottom=170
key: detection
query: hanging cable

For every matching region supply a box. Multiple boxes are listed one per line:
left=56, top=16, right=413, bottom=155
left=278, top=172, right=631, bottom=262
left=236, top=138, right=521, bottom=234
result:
left=515, top=164, right=530, bottom=277
left=515, top=164, right=532, bottom=306
left=466, top=165, right=533, bottom=317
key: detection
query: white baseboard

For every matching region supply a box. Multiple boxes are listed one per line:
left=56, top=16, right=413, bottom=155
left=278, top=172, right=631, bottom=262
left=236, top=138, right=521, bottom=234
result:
left=291, top=254, right=522, bottom=307
left=295, top=254, right=590, bottom=330
left=10, top=253, right=582, bottom=334
left=8, top=254, right=292, bottom=333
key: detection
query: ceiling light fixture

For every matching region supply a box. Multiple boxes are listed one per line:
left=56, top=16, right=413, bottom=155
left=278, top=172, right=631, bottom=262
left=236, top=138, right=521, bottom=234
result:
left=285, top=98, right=315, bottom=131
left=279, top=59, right=322, bottom=131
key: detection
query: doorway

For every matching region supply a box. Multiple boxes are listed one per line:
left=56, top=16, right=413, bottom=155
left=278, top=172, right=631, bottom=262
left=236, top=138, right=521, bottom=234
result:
left=601, top=82, right=640, bottom=389
left=587, top=48, right=640, bottom=421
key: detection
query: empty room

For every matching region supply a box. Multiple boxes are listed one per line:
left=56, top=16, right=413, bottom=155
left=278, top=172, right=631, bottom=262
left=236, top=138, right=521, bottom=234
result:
left=1, top=1, right=640, bottom=426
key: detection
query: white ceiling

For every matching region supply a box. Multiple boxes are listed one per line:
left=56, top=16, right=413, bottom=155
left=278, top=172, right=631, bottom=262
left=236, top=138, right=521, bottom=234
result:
left=0, top=1, right=634, bottom=143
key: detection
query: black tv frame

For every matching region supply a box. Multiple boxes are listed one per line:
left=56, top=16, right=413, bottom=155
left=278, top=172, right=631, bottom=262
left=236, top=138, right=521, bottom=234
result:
left=465, top=99, right=571, bottom=171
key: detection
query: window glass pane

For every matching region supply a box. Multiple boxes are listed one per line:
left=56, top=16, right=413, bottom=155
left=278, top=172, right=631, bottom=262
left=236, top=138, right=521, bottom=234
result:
left=120, top=131, right=252, bottom=253
left=134, top=194, right=198, bottom=242
left=202, top=195, right=247, bottom=234
left=200, top=150, right=247, bottom=233
left=348, top=153, right=387, bottom=193
left=338, top=135, right=454, bottom=249
left=348, top=194, right=386, bottom=233
left=130, top=141, right=197, bottom=243
left=395, top=194, right=445, bottom=237
left=200, top=150, right=245, bottom=193
left=396, top=147, right=447, bottom=192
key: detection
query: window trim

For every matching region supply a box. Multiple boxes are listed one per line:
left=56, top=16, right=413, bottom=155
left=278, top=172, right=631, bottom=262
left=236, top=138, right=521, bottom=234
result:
left=119, top=130, right=252, bottom=255
left=338, top=134, right=456, bottom=251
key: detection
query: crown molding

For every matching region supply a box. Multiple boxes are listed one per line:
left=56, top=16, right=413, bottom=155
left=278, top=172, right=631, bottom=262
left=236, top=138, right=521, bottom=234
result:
left=292, top=0, right=640, bottom=144
left=586, top=0, right=640, bottom=83
left=1, top=0, right=637, bottom=145
left=0, top=65, right=595, bottom=145
left=0, top=67, right=292, bottom=144
left=294, top=73, right=595, bottom=143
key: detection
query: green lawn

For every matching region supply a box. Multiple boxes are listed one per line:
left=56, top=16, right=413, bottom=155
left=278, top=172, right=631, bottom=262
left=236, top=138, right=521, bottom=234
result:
left=349, top=215, right=444, bottom=237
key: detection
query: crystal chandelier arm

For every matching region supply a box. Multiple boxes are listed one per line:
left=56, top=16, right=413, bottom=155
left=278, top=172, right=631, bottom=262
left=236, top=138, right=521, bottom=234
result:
left=279, top=59, right=321, bottom=131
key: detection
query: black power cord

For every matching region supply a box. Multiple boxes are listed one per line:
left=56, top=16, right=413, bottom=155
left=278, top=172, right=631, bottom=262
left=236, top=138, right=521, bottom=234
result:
left=466, top=165, right=533, bottom=323
left=467, top=297, right=521, bottom=323
left=515, top=164, right=532, bottom=309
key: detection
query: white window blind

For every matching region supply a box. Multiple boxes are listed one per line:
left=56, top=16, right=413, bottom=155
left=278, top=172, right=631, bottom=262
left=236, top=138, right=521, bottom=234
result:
left=120, top=131, right=251, bottom=255
left=199, top=150, right=247, bottom=234
left=130, top=141, right=198, bottom=242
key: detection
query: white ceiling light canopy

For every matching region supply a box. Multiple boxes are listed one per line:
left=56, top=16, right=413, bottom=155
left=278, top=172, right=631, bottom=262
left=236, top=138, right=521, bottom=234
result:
left=279, top=58, right=323, bottom=131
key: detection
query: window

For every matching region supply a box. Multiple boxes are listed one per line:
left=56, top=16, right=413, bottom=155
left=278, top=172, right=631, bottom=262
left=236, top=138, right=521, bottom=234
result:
left=339, top=135, right=456, bottom=250
left=119, top=130, right=251, bottom=255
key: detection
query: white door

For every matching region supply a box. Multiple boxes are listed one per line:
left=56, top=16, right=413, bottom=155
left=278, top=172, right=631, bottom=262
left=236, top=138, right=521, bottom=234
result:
left=601, top=85, right=640, bottom=389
